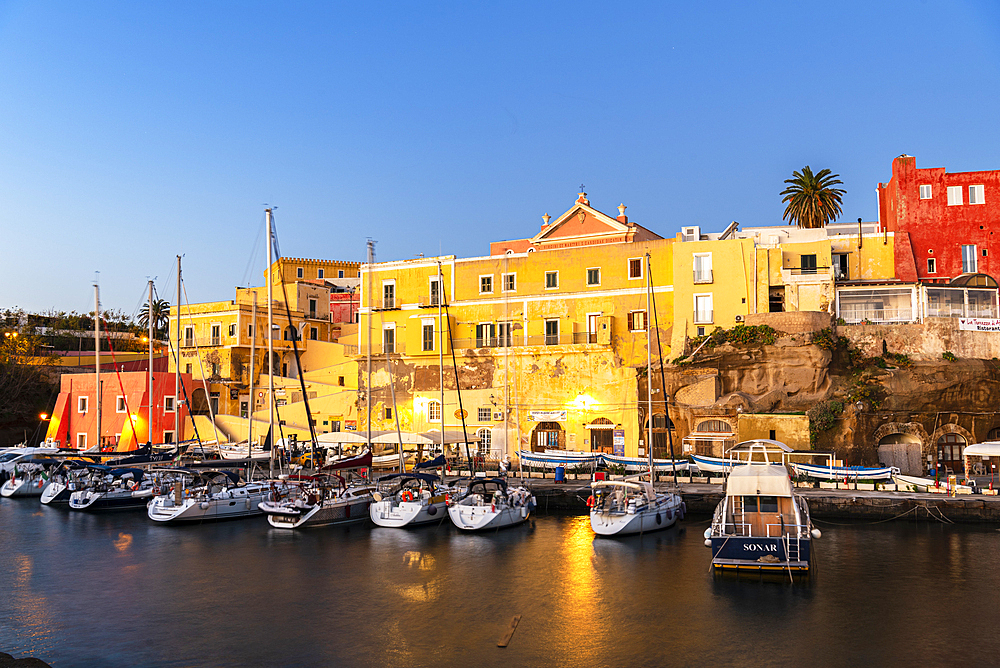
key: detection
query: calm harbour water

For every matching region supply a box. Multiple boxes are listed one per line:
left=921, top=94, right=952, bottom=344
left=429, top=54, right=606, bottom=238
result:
left=2, top=498, right=999, bottom=668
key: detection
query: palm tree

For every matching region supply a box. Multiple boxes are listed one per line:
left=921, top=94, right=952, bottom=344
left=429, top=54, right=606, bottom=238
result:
left=138, top=299, right=171, bottom=340
left=780, top=166, right=846, bottom=229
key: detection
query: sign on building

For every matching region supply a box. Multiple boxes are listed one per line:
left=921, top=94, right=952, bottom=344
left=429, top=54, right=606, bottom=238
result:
left=613, top=429, right=625, bottom=456
left=528, top=410, right=567, bottom=422
left=959, top=318, right=1000, bottom=332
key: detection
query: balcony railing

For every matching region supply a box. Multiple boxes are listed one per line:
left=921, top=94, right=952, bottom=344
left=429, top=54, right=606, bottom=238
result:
left=417, top=295, right=443, bottom=308
left=840, top=307, right=915, bottom=324
left=693, top=269, right=714, bottom=284
left=374, top=297, right=396, bottom=310
left=357, top=342, right=406, bottom=355
left=926, top=306, right=999, bottom=318
left=785, top=265, right=831, bottom=276
left=694, top=310, right=714, bottom=324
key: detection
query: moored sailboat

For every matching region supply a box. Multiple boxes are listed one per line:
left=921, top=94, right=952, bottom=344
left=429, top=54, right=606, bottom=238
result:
left=447, top=478, right=535, bottom=531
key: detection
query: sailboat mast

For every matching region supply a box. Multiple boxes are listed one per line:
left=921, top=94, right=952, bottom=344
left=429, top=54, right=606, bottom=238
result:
left=437, top=260, right=444, bottom=464
left=148, top=279, right=154, bottom=446
left=267, top=208, right=275, bottom=477
left=175, top=256, right=181, bottom=441
left=248, top=292, right=257, bottom=460
left=94, top=282, right=101, bottom=451
left=366, top=240, right=374, bottom=459
left=645, top=252, right=654, bottom=481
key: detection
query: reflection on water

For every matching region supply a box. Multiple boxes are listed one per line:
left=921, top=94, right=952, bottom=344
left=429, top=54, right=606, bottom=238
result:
left=1, top=501, right=999, bottom=668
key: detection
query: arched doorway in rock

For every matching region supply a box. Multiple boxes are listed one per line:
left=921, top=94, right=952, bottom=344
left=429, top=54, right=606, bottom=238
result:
left=877, top=432, right=922, bottom=475
left=587, top=417, right=615, bottom=454
left=190, top=388, right=210, bottom=416
left=530, top=421, right=563, bottom=452
left=937, top=433, right=967, bottom=473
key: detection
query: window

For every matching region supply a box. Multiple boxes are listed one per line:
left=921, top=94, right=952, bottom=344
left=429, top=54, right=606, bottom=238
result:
left=78, top=396, right=88, bottom=413
left=628, top=258, right=643, bottom=279
left=545, top=319, right=559, bottom=345
left=383, top=326, right=395, bottom=353
left=318, top=269, right=325, bottom=279
left=497, top=322, right=512, bottom=347
left=478, top=407, right=492, bottom=422
left=694, top=294, right=713, bottom=324
left=947, top=186, right=963, bottom=206
left=76, top=433, right=87, bottom=449
left=185, top=364, right=192, bottom=374
left=422, top=323, right=434, bottom=352
left=800, top=254, right=817, bottom=274
left=309, top=327, right=318, bottom=341
left=338, top=376, right=345, bottom=386
left=927, top=258, right=937, bottom=274
left=164, top=396, right=175, bottom=412
left=184, top=325, right=194, bottom=347
left=545, top=271, right=558, bottom=289
left=296, top=267, right=304, bottom=279
left=211, top=324, right=221, bottom=345
left=338, top=270, right=344, bottom=278
left=586, top=268, right=601, bottom=286
left=970, top=185, right=985, bottom=205
left=477, top=427, right=492, bottom=455
left=384, top=407, right=392, bottom=420
left=480, top=275, right=493, bottom=294
left=627, top=310, right=647, bottom=332
left=693, top=253, right=713, bottom=283
left=163, top=430, right=175, bottom=444
left=210, top=391, right=220, bottom=414
left=476, top=323, right=495, bottom=348
left=502, top=273, right=516, bottom=292
left=919, top=185, right=932, bottom=199
left=962, top=245, right=978, bottom=273
left=429, top=278, right=441, bottom=306
left=382, top=282, right=395, bottom=309
left=428, top=400, right=441, bottom=422
left=833, top=254, right=849, bottom=280
left=116, top=396, right=126, bottom=413
left=308, top=298, right=317, bottom=318
left=247, top=324, right=254, bottom=338
left=211, top=362, right=220, bottom=376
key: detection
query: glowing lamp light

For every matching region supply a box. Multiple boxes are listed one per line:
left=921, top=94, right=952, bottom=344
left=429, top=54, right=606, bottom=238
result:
left=39, top=413, right=49, bottom=420
left=569, top=394, right=599, bottom=410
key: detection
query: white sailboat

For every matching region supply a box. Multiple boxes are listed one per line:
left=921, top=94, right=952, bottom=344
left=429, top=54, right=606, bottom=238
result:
left=260, top=450, right=374, bottom=528
left=447, top=477, right=535, bottom=531
left=590, top=251, right=682, bottom=536
left=369, top=471, right=448, bottom=527
left=147, top=468, right=269, bottom=522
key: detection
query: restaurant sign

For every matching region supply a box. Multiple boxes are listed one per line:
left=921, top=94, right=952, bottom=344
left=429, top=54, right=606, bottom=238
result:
left=959, top=318, right=1000, bottom=332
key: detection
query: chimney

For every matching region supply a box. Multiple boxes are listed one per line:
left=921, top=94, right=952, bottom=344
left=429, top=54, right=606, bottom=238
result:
left=617, top=203, right=628, bottom=224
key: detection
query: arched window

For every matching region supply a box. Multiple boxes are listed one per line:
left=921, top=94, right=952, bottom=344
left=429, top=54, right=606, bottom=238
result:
left=428, top=400, right=441, bottom=422
left=588, top=417, right=615, bottom=454
left=988, top=427, right=1000, bottom=441
left=697, top=419, right=732, bottom=433
left=477, top=427, right=492, bottom=455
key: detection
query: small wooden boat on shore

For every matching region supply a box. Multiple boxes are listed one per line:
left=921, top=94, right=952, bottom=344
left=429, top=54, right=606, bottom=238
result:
left=791, top=462, right=896, bottom=481
left=517, top=450, right=601, bottom=469
left=893, top=473, right=974, bottom=494
left=601, top=454, right=689, bottom=472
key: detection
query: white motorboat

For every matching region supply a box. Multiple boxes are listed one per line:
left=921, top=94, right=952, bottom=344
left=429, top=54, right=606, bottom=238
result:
left=705, top=441, right=820, bottom=575
left=447, top=478, right=535, bottom=531
left=68, top=466, right=154, bottom=511
left=1, top=459, right=57, bottom=498
left=369, top=472, right=448, bottom=528
left=147, top=469, right=269, bottom=523
left=261, top=474, right=374, bottom=529
left=589, top=476, right=684, bottom=536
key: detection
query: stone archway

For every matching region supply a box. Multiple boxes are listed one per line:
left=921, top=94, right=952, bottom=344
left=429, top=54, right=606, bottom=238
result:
left=929, top=423, right=975, bottom=473
left=873, top=422, right=928, bottom=475
left=190, top=388, right=210, bottom=416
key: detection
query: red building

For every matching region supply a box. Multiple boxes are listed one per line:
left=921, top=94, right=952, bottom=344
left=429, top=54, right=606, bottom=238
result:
left=879, top=155, right=999, bottom=284
left=46, top=370, right=194, bottom=451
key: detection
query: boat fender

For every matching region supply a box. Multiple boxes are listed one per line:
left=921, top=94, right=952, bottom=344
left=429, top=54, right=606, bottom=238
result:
left=199, top=501, right=209, bottom=509
left=490, top=503, right=495, bottom=513
left=703, top=527, right=712, bottom=539
left=704, top=539, right=712, bottom=547
left=245, top=498, right=251, bottom=509
left=655, top=512, right=662, bottom=525
left=444, top=493, right=451, bottom=506
left=427, top=504, right=437, bottom=516
left=586, top=495, right=596, bottom=508
left=811, top=528, right=822, bottom=539
left=680, top=502, right=687, bottom=520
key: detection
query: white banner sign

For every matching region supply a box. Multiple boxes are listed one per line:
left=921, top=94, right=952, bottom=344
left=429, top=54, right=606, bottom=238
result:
left=959, top=318, right=1000, bottom=332
left=528, top=410, right=567, bottom=422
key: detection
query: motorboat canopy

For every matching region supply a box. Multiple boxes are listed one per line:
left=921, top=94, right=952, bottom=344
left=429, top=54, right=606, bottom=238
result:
left=963, top=441, right=1000, bottom=458
left=725, top=464, right=794, bottom=498
left=376, top=472, right=440, bottom=484
left=730, top=439, right=795, bottom=453
left=414, top=455, right=446, bottom=469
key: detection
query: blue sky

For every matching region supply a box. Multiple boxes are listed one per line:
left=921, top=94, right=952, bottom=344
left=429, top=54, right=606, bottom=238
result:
left=1, top=1, right=999, bottom=315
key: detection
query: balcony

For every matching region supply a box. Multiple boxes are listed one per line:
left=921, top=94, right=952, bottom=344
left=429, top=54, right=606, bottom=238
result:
left=417, top=295, right=443, bottom=308
left=693, top=269, right=714, bottom=284
left=374, top=297, right=397, bottom=310
left=694, top=310, right=714, bottom=324
left=357, top=342, right=406, bottom=355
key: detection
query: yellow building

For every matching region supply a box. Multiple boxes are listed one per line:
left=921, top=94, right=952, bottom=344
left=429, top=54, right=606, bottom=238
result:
left=351, top=193, right=679, bottom=459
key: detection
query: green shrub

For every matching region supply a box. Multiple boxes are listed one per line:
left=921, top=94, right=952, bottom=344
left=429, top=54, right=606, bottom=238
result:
left=942, top=351, right=957, bottom=362
left=807, top=400, right=844, bottom=444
